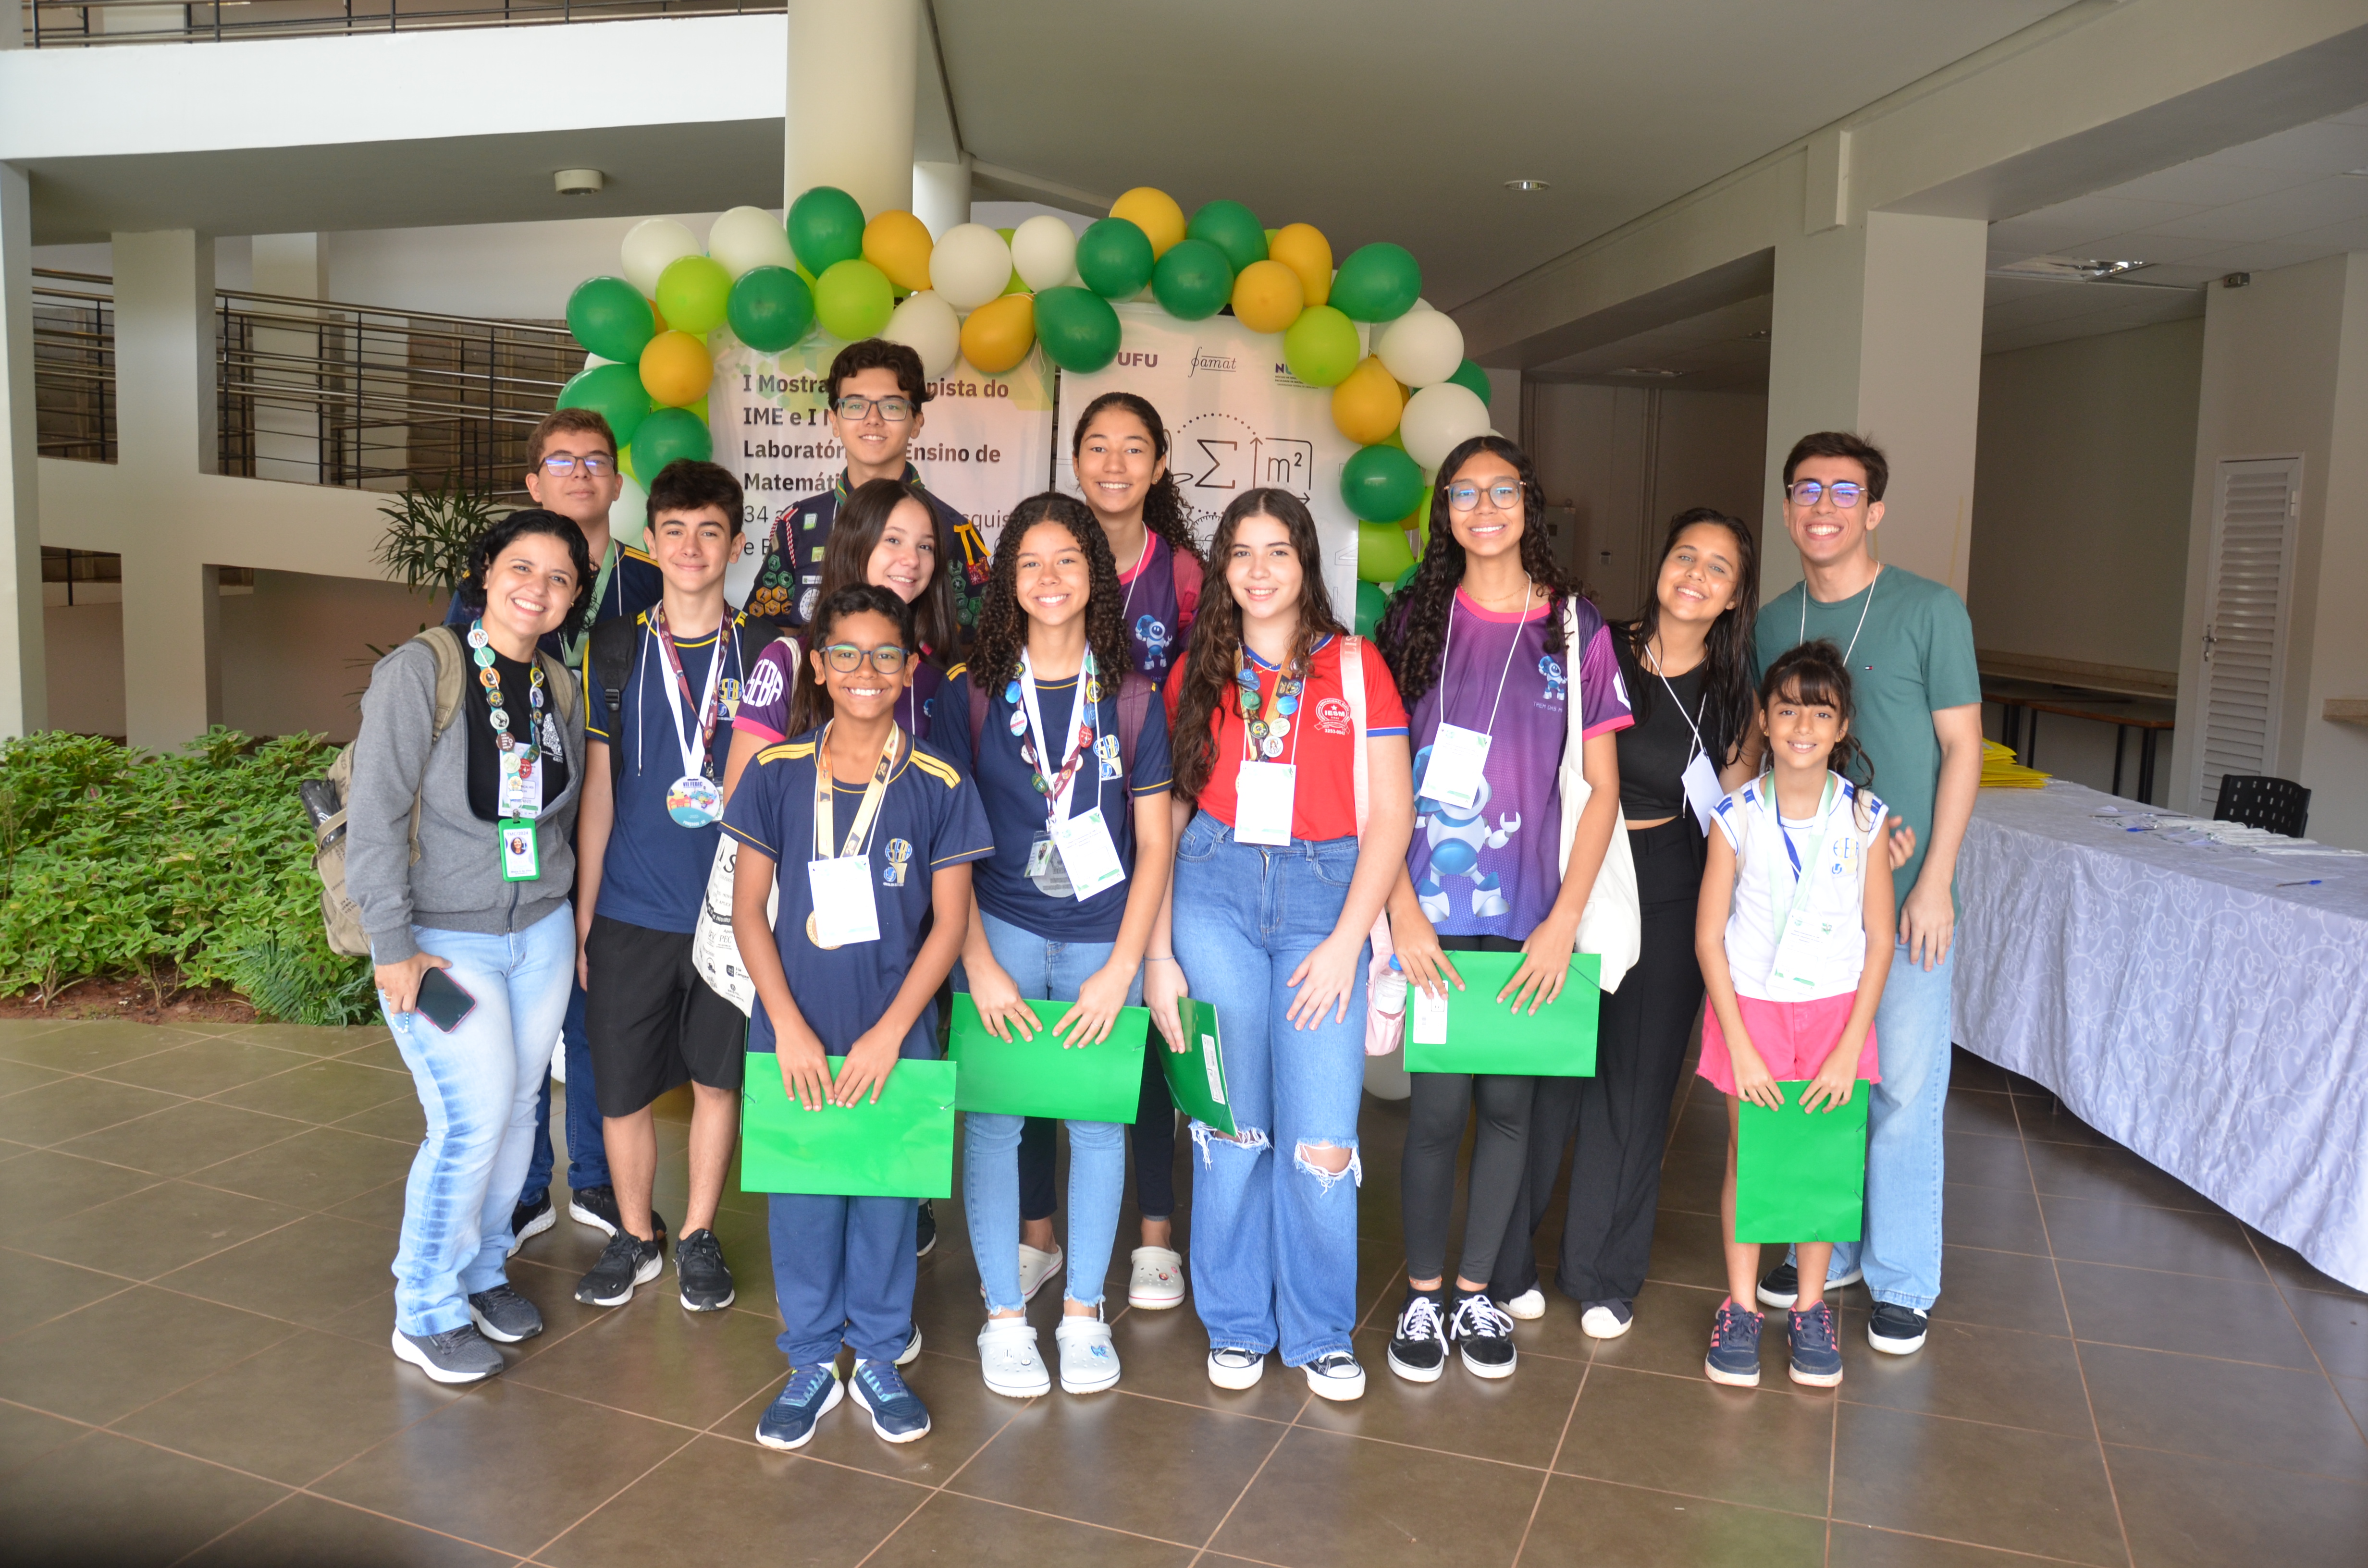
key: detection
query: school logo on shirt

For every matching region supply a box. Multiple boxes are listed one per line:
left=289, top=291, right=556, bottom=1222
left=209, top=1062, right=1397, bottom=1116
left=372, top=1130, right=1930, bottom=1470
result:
left=744, top=659, right=784, bottom=710
left=718, top=677, right=741, bottom=718
left=883, top=839, right=912, bottom=887
left=1095, top=733, right=1123, bottom=780
left=1539, top=654, right=1568, bottom=703
left=1315, top=696, right=1352, bottom=735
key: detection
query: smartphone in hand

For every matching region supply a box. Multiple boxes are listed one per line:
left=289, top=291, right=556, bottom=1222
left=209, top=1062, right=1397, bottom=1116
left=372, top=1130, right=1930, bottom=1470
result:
left=414, top=967, right=478, bottom=1033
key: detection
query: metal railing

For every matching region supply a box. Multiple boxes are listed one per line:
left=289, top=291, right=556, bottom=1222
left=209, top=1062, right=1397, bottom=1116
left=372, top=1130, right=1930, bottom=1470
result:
left=22, top=0, right=777, bottom=47
left=32, top=268, right=585, bottom=501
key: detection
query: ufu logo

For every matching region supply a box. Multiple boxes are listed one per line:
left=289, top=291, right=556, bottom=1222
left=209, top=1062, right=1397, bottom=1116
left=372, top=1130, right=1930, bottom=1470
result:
left=1188, top=351, right=1237, bottom=377
left=1115, top=351, right=1159, bottom=368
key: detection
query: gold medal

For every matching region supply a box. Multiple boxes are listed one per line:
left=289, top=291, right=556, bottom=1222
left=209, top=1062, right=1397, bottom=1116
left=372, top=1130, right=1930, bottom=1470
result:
left=804, top=910, right=844, bottom=951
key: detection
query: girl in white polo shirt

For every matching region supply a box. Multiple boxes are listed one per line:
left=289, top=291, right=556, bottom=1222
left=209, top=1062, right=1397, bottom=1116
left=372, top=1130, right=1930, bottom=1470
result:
left=1695, top=639, right=1894, bottom=1391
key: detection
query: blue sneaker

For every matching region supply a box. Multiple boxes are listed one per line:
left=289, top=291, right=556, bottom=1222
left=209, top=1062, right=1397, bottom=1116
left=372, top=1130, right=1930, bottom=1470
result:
left=849, top=1358, right=932, bottom=1443
left=1704, top=1299, right=1764, bottom=1387
left=754, top=1365, right=842, bottom=1451
left=1787, top=1300, right=1844, bottom=1387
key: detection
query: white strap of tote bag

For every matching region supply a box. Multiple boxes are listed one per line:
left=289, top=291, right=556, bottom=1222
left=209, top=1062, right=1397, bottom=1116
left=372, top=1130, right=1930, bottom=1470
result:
left=1559, top=600, right=1642, bottom=992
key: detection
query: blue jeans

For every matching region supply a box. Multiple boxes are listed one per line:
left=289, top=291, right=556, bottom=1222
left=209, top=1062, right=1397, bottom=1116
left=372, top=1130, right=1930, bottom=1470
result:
left=961, top=909, right=1135, bottom=1314
left=768, top=1193, right=917, bottom=1367
left=519, top=980, right=609, bottom=1206
left=1818, top=936, right=1954, bottom=1310
left=1171, top=813, right=1367, bottom=1366
left=382, top=906, right=576, bottom=1336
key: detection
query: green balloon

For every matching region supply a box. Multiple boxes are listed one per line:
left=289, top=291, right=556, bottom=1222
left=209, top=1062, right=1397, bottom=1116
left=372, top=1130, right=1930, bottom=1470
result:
left=1354, top=579, right=1387, bottom=638
left=1033, top=286, right=1123, bottom=373
left=566, top=276, right=654, bottom=363
left=1330, top=242, right=1423, bottom=322
left=727, top=266, right=815, bottom=353
left=1187, top=199, right=1266, bottom=273
left=1342, top=442, right=1426, bottom=523
left=813, top=258, right=894, bottom=342
left=633, top=405, right=712, bottom=478
left=1283, top=305, right=1359, bottom=387
left=1075, top=218, right=1155, bottom=299
left=1151, top=238, right=1233, bottom=321
left=555, top=362, right=653, bottom=448
left=787, top=186, right=866, bottom=275
left=654, top=255, right=731, bottom=337
left=1448, top=358, right=1492, bottom=406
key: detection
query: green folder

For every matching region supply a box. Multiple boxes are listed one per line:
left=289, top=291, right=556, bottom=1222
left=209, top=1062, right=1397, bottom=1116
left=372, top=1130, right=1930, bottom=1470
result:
left=1402, top=951, right=1600, bottom=1076
left=946, top=994, right=1149, bottom=1122
left=739, top=1054, right=957, bottom=1199
left=1157, top=997, right=1236, bottom=1138
left=1733, top=1080, right=1870, bottom=1243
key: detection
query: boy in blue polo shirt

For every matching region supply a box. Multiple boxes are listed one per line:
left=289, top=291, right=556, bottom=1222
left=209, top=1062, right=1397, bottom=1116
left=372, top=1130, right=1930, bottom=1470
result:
left=724, top=583, right=993, bottom=1448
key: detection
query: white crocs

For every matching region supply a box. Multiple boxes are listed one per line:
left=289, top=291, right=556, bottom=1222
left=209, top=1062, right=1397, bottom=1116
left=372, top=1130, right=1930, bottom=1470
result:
left=1054, top=1312, right=1122, bottom=1394
left=1017, top=1242, right=1064, bottom=1303
left=1128, top=1246, right=1186, bottom=1310
left=977, top=1317, right=1051, bottom=1398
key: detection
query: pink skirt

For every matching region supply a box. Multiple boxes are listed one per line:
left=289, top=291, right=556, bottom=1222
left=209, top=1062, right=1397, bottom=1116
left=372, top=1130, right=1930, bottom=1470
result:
left=1698, top=992, right=1880, bottom=1098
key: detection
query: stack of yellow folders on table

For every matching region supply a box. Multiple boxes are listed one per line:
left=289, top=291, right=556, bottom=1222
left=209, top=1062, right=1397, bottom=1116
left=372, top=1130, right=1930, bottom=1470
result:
left=1979, top=738, right=2051, bottom=789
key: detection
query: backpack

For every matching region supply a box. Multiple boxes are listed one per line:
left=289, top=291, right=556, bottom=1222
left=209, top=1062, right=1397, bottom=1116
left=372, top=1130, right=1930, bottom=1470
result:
left=588, top=611, right=784, bottom=780
left=303, top=626, right=578, bottom=959
left=968, top=662, right=1156, bottom=777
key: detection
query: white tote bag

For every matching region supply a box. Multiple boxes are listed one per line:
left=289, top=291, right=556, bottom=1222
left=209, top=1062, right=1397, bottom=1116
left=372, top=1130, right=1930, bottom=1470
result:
left=1558, top=599, right=1641, bottom=992
left=691, top=836, right=777, bottom=1017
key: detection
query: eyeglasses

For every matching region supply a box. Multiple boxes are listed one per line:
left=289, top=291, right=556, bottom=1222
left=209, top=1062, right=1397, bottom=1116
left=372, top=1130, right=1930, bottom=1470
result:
left=537, top=453, right=613, bottom=477
left=1447, top=481, right=1523, bottom=513
left=831, top=395, right=914, bottom=423
left=1786, top=479, right=1866, bottom=508
left=819, top=643, right=910, bottom=674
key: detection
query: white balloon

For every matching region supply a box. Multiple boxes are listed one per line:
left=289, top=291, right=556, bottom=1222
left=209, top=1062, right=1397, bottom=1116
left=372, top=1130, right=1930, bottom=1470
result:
left=930, top=223, right=1014, bottom=311
left=708, top=205, right=795, bottom=279
left=621, top=219, right=700, bottom=297
left=1399, top=382, right=1492, bottom=470
left=884, top=290, right=962, bottom=380
left=1378, top=310, right=1465, bottom=389
left=610, top=471, right=650, bottom=545
left=1010, top=214, right=1078, bottom=294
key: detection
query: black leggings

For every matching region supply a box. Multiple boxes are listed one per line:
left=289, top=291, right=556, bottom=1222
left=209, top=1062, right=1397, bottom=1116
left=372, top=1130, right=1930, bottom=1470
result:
left=1400, top=934, right=1531, bottom=1286
left=1020, top=1037, right=1178, bottom=1224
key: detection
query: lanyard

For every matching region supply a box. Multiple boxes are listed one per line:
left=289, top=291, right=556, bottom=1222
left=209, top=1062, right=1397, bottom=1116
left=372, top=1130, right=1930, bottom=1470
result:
left=1017, top=647, right=1097, bottom=825
left=1118, top=530, right=1151, bottom=629
left=1763, top=771, right=1838, bottom=934
left=1235, top=646, right=1306, bottom=766
left=648, top=607, right=728, bottom=783
left=563, top=540, right=621, bottom=668
left=1799, top=564, right=1880, bottom=664
left=1643, top=638, right=1708, bottom=766
left=813, top=720, right=900, bottom=861
left=1440, top=580, right=1531, bottom=735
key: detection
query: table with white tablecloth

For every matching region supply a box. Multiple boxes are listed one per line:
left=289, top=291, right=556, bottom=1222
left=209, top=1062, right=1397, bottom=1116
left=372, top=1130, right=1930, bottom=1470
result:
left=1953, top=780, right=2368, bottom=1289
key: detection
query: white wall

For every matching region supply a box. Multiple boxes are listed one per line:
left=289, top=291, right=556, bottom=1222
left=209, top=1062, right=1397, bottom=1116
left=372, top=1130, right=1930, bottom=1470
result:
left=44, top=599, right=125, bottom=737
left=219, top=570, right=444, bottom=742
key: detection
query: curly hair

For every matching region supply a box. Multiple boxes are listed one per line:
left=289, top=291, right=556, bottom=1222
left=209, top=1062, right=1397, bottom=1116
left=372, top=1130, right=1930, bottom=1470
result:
left=1171, top=488, right=1347, bottom=803
left=1758, top=638, right=1877, bottom=826
left=963, top=491, right=1131, bottom=698
left=1628, top=507, right=1759, bottom=764
left=1381, top=435, right=1578, bottom=708
left=459, top=508, right=595, bottom=640
left=784, top=583, right=918, bottom=737
left=1071, top=392, right=1203, bottom=567
left=820, top=477, right=962, bottom=664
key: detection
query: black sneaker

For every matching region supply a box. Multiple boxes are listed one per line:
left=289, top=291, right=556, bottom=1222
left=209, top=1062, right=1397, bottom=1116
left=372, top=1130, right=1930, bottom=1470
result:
left=1450, top=1289, right=1517, bottom=1379
left=1756, top=1261, right=1800, bottom=1310
left=915, top=1199, right=937, bottom=1259
left=576, top=1229, right=664, bottom=1307
left=1867, top=1302, right=1930, bottom=1355
left=569, top=1184, right=622, bottom=1238
left=1386, top=1288, right=1448, bottom=1383
left=507, top=1192, right=554, bottom=1259
left=467, top=1284, right=544, bottom=1343
left=392, top=1324, right=503, bottom=1384
left=676, top=1227, right=736, bottom=1311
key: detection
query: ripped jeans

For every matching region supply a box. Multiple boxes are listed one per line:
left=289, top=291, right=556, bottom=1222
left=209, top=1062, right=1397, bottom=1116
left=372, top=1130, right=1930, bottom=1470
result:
left=1172, top=812, right=1367, bottom=1366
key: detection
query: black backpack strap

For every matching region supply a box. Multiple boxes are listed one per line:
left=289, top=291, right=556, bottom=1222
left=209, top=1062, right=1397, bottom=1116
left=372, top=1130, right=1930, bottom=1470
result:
left=969, top=667, right=988, bottom=754
left=589, top=615, right=641, bottom=780
left=1116, top=669, right=1154, bottom=777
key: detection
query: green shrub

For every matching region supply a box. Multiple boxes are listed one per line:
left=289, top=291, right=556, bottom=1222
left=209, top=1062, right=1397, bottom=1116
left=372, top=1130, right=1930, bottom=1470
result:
left=0, top=727, right=377, bottom=1023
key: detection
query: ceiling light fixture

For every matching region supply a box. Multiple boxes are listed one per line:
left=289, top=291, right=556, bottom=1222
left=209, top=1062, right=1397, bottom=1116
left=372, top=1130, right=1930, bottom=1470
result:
left=554, top=169, right=605, bottom=196
left=1612, top=367, right=1687, bottom=378
left=1987, top=255, right=2189, bottom=289
left=1504, top=179, right=1551, bottom=193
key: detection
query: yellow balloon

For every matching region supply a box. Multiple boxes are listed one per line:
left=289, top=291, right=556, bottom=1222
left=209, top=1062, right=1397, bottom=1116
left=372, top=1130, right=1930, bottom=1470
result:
left=1110, top=187, right=1186, bottom=260
left=638, top=329, right=713, bottom=408
left=1269, top=223, right=1333, bottom=307
left=863, top=210, right=936, bottom=294
left=1231, top=259, right=1306, bottom=335
left=1332, top=356, right=1405, bottom=446
left=960, top=293, right=1036, bottom=374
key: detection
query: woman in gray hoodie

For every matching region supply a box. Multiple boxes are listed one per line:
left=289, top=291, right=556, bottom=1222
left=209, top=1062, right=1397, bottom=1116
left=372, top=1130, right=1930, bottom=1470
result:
left=349, top=508, right=592, bottom=1383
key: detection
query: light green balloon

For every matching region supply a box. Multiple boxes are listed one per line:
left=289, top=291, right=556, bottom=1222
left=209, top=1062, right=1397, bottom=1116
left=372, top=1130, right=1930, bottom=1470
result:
left=1284, top=305, right=1359, bottom=387
left=813, top=258, right=894, bottom=341
left=654, top=255, right=731, bottom=337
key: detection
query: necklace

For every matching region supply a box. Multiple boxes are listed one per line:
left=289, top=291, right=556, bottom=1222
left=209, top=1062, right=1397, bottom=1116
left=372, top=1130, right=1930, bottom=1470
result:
left=1800, top=564, right=1881, bottom=664
left=469, top=619, right=547, bottom=760
left=1236, top=649, right=1303, bottom=760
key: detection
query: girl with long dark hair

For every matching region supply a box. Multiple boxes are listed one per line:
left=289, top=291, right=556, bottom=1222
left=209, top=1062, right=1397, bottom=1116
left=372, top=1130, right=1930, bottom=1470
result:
left=1146, top=488, right=1414, bottom=1402
left=1377, top=436, right=1633, bottom=1383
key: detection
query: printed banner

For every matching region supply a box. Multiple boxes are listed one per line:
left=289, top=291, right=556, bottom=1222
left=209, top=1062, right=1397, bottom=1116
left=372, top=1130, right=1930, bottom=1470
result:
left=1054, top=305, right=1364, bottom=625
left=709, top=333, right=1057, bottom=607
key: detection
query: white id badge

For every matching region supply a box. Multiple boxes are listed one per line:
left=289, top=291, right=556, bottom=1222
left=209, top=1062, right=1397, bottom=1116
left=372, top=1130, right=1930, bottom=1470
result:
left=1410, top=984, right=1450, bottom=1046
left=497, top=749, right=543, bottom=819
left=1051, top=807, right=1127, bottom=900
left=1680, top=749, right=1722, bottom=836
left=805, top=856, right=882, bottom=946
left=1233, top=761, right=1296, bottom=846
left=1768, top=908, right=1849, bottom=994
left=1420, top=723, right=1492, bottom=810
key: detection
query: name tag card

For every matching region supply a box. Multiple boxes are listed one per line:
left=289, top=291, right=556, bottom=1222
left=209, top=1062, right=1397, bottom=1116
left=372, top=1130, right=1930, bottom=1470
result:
left=1681, top=750, right=1722, bottom=836
left=497, top=750, right=543, bottom=819
left=806, top=856, right=882, bottom=947
left=1420, top=723, right=1492, bottom=810
left=1051, top=806, right=1127, bottom=900
left=499, top=819, right=540, bottom=882
left=1234, top=761, right=1296, bottom=845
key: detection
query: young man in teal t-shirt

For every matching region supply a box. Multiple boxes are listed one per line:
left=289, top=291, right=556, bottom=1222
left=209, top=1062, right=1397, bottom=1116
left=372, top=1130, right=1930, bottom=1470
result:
left=1750, top=431, right=1983, bottom=1357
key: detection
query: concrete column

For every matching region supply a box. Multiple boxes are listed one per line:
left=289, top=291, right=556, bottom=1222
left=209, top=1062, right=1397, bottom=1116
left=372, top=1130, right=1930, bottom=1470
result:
left=0, top=163, right=44, bottom=735
left=113, top=229, right=221, bottom=747
left=250, top=233, right=322, bottom=485
left=912, top=157, right=972, bottom=240
left=785, top=0, right=919, bottom=217
left=1762, top=209, right=1987, bottom=599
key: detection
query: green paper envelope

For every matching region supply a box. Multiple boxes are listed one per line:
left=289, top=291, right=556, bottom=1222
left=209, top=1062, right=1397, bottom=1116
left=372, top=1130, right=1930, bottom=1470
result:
left=739, top=1054, right=957, bottom=1199
left=1401, top=951, right=1600, bottom=1076
left=946, top=994, right=1149, bottom=1121
left=1733, top=1080, right=1870, bottom=1243
left=1157, top=997, right=1236, bottom=1138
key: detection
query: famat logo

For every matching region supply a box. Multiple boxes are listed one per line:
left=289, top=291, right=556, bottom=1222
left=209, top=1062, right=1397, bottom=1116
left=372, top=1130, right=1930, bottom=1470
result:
left=1188, top=351, right=1237, bottom=377
left=1115, top=351, right=1159, bottom=368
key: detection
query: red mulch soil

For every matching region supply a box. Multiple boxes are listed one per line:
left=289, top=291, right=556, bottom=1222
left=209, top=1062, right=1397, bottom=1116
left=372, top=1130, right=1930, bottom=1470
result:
left=0, top=972, right=258, bottom=1025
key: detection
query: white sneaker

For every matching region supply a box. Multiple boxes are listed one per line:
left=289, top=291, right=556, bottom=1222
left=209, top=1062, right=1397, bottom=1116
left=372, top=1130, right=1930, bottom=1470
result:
left=1017, top=1243, right=1064, bottom=1303
left=1054, top=1312, right=1122, bottom=1394
left=1206, top=1347, right=1266, bottom=1389
left=977, top=1318, right=1051, bottom=1398
left=1503, top=1287, right=1546, bottom=1321
left=1580, top=1302, right=1634, bottom=1339
left=1128, top=1246, right=1186, bottom=1310
left=1302, top=1350, right=1367, bottom=1402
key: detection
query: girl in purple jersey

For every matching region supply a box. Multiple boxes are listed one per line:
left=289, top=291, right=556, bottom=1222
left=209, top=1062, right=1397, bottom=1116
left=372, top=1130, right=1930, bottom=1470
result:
left=1378, top=435, right=1631, bottom=1384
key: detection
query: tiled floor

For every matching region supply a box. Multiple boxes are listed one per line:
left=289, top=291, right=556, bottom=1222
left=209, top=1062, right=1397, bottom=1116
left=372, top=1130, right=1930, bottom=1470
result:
left=0, top=1016, right=2362, bottom=1567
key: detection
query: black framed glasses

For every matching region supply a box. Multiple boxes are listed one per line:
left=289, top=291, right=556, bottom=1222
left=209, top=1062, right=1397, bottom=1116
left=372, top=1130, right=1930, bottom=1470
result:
left=1786, top=479, right=1865, bottom=508
left=1447, top=480, right=1522, bottom=513
left=831, top=395, right=915, bottom=423
left=819, top=643, right=911, bottom=674
left=537, top=453, right=614, bottom=477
